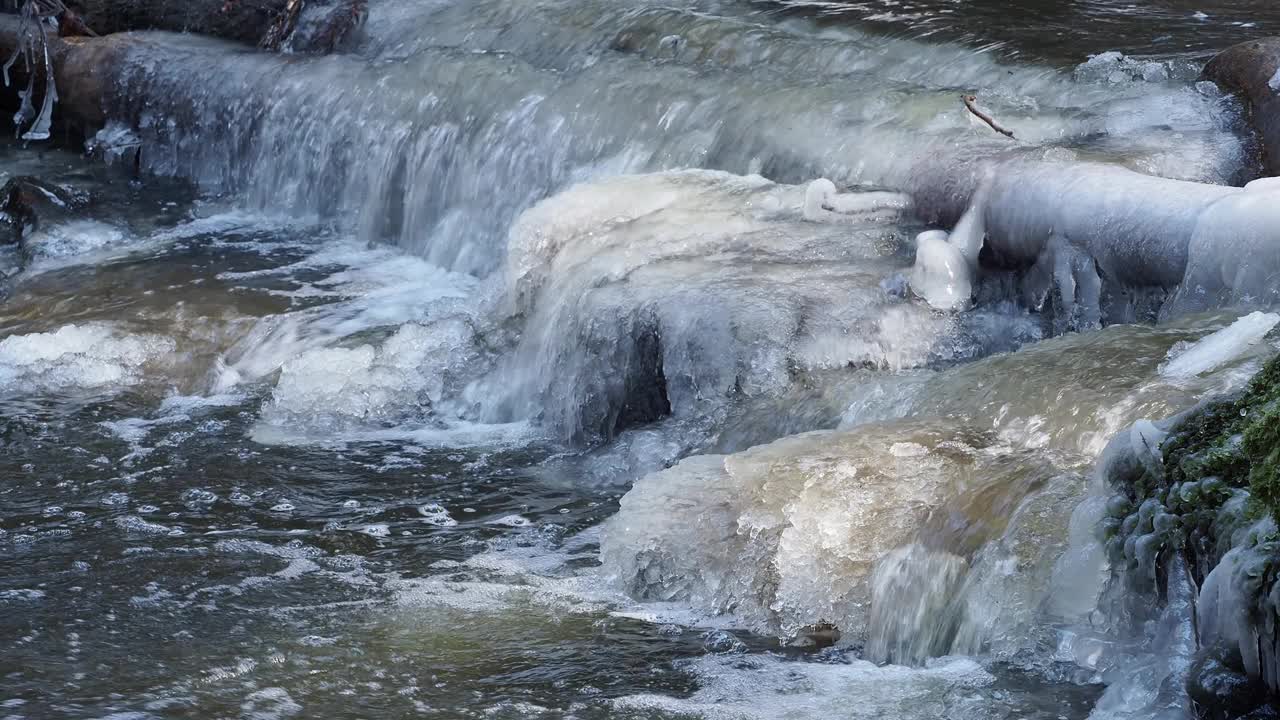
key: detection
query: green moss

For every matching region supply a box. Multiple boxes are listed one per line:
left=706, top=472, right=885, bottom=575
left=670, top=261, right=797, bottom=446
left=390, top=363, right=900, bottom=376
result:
left=1156, top=354, right=1280, bottom=523
left=1243, top=401, right=1280, bottom=524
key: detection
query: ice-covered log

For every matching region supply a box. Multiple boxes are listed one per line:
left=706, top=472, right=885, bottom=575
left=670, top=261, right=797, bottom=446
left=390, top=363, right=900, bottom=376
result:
left=908, top=159, right=1280, bottom=321
left=1203, top=37, right=1280, bottom=175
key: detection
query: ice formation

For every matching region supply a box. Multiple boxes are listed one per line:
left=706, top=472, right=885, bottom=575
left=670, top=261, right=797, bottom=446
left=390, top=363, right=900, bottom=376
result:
left=601, top=419, right=1068, bottom=642
left=1196, top=519, right=1280, bottom=691
left=802, top=178, right=912, bottom=223
left=841, top=314, right=1273, bottom=455
left=1167, top=184, right=1280, bottom=316
left=909, top=229, right=973, bottom=311
left=947, top=179, right=989, bottom=269
left=1160, top=311, right=1280, bottom=379
left=481, top=170, right=940, bottom=444
left=602, top=312, right=1278, bottom=660
left=0, top=323, right=175, bottom=394
left=258, top=319, right=479, bottom=436
left=902, top=160, right=1280, bottom=324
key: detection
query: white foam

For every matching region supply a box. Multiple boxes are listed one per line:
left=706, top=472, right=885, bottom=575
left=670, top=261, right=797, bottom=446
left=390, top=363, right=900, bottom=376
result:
left=613, top=654, right=996, bottom=720
left=214, top=238, right=476, bottom=396
left=418, top=503, right=458, bottom=527
left=21, top=220, right=127, bottom=267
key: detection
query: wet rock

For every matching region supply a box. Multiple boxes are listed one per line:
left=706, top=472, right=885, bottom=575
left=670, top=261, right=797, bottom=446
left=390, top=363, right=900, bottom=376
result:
left=1188, top=644, right=1271, bottom=719
left=284, top=0, right=368, bottom=54
left=1202, top=37, right=1280, bottom=176
left=0, top=176, right=89, bottom=249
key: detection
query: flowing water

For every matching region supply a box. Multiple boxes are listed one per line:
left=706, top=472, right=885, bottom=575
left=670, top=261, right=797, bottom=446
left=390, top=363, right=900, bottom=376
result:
left=2, top=1, right=1279, bottom=718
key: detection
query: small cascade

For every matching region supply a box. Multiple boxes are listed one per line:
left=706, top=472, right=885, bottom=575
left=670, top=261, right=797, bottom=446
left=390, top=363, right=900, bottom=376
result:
left=88, top=0, right=1246, bottom=279
left=603, top=312, right=1276, bottom=668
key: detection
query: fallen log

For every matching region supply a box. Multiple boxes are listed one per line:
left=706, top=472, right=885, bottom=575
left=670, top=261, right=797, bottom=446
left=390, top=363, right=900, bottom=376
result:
left=2, top=0, right=365, bottom=51
left=0, top=13, right=132, bottom=130
left=1202, top=37, right=1280, bottom=176
left=56, top=0, right=293, bottom=46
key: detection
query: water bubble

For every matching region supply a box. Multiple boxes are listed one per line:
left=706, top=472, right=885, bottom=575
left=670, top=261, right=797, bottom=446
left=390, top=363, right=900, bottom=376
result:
left=100, top=492, right=129, bottom=507
left=182, top=489, right=219, bottom=507
left=418, top=503, right=457, bottom=527
left=487, top=515, right=532, bottom=527
left=701, top=630, right=747, bottom=654
left=271, top=502, right=296, bottom=513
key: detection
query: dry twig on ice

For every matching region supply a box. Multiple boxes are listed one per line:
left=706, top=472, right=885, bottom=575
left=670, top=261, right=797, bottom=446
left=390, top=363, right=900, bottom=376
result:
left=962, top=94, right=1015, bottom=139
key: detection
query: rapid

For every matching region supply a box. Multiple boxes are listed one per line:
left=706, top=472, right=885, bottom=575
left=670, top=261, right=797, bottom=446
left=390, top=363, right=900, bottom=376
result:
left=2, top=1, right=1279, bottom=718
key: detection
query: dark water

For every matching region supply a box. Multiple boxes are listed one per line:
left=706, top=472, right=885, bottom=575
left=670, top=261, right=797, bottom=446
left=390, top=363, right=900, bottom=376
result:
left=758, top=0, right=1280, bottom=63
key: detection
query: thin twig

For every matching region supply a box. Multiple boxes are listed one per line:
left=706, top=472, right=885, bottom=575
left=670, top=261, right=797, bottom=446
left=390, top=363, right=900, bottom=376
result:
left=962, top=94, right=1015, bottom=139
left=260, top=0, right=304, bottom=50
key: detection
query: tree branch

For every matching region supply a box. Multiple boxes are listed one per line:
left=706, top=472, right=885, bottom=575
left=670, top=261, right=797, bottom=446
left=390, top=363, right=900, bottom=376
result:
left=962, top=94, right=1015, bottom=139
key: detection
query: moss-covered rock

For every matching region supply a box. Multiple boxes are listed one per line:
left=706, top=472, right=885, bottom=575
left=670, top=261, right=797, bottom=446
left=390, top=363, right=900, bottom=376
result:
left=1163, top=353, right=1280, bottom=527
left=1103, top=353, right=1280, bottom=715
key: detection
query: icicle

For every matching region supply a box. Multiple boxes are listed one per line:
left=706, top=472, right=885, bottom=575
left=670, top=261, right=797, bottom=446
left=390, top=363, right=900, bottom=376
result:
left=2, top=40, right=21, bottom=87
left=949, top=186, right=988, bottom=269
left=20, top=25, right=56, bottom=142
left=13, top=72, right=35, bottom=136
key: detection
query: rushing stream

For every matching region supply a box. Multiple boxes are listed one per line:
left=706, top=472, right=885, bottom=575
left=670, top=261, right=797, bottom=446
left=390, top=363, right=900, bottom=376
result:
left=2, top=1, right=1279, bottom=718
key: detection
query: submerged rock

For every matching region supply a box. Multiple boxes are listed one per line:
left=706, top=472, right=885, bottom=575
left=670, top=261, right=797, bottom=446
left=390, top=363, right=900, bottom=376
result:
left=0, top=176, right=89, bottom=248
left=1189, top=644, right=1275, bottom=719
